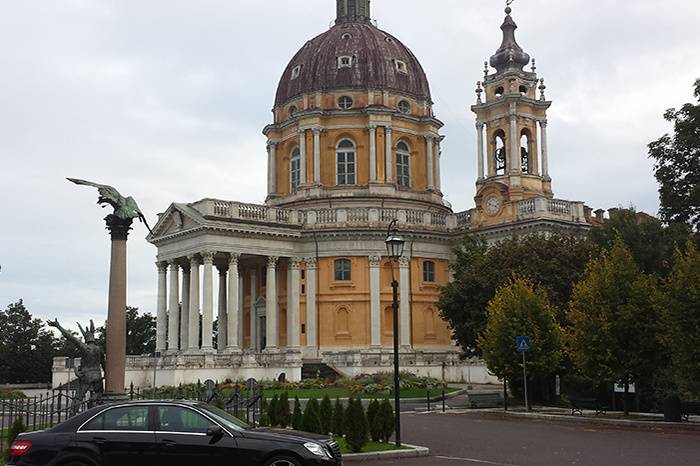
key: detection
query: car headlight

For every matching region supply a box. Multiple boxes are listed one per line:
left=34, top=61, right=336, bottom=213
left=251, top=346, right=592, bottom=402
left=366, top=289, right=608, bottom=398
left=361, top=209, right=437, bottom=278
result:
left=304, top=442, right=330, bottom=458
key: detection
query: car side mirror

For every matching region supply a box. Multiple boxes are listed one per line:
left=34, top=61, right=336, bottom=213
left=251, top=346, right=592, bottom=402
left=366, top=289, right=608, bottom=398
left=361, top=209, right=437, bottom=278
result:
left=206, top=425, right=224, bottom=443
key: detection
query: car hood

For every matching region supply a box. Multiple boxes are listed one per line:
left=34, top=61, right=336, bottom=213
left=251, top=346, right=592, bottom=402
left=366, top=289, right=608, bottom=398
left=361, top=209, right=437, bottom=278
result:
left=243, top=427, right=331, bottom=443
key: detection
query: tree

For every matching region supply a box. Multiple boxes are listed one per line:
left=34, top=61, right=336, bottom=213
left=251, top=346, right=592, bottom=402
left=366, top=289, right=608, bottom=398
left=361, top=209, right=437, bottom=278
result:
left=478, top=276, right=563, bottom=405
left=267, top=395, right=279, bottom=427
left=345, top=398, right=368, bottom=452
left=95, top=307, right=155, bottom=355
left=662, top=238, right=700, bottom=397
left=291, top=397, right=303, bottom=430
left=567, top=239, right=661, bottom=414
left=440, top=235, right=596, bottom=355
left=319, top=395, right=333, bottom=435
left=302, top=398, right=322, bottom=434
left=332, top=397, right=345, bottom=436
left=259, top=397, right=269, bottom=427
left=277, top=392, right=290, bottom=428
left=589, top=207, right=691, bottom=276
left=649, top=79, right=700, bottom=232
left=379, top=399, right=395, bottom=443
left=367, top=399, right=381, bottom=442
left=0, top=300, right=58, bottom=383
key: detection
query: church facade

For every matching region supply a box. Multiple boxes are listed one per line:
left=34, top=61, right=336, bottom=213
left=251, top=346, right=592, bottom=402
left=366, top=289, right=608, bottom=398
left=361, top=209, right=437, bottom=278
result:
left=61, top=1, right=593, bottom=388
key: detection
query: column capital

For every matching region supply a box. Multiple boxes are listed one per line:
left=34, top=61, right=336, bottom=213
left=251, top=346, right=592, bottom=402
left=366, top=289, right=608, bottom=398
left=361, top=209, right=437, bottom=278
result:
left=369, top=255, right=382, bottom=267
left=228, top=253, right=240, bottom=267
left=167, top=259, right=179, bottom=269
left=311, top=126, right=322, bottom=135
left=267, top=256, right=278, bottom=268
left=201, top=251, right=215, bottom=263
left=290, top=257, right=302, bottom=269
left=156, top=261, right=167, bottom=273
left=398, top=256, right=410, bottom=268
left=541, top=119, right=548, bottom=127
left=385, top=126, right=393, bottom=133
left=476, top=122, right=485, bottom=130
left=188, top=255, right=199, bottom=266
left=305, top=257, right=318, bottom=269
left=266, top=141, right=277, bottom=152
left=298, top=128, right=307, bottom=136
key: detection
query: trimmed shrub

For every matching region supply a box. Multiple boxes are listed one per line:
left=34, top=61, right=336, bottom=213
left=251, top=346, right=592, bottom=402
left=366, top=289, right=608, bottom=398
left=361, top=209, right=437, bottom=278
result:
left=380, top=399, right=395, bottom=443
left=6, top=417, right=26, bottom=459
left=268, top=395, right=279, bottom=427
left=277, top=392, right=291, bottom=428
left=366, top=399, right=381, bottom=442
left=332, top=397, right=345, bottom=436
left=319, top=395, right=333, bottom=434
left=345, top=398, right=369, bottom=453
left=302, top=398, right=323, bottom=434
left=292, top=396, right=303, bottom=430
left=259, top=397, right=269, bottom=427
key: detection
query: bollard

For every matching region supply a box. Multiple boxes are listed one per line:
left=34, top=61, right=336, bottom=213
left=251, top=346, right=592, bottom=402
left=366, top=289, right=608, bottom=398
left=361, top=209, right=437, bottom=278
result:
left=442, top=389, right=446, bottom=412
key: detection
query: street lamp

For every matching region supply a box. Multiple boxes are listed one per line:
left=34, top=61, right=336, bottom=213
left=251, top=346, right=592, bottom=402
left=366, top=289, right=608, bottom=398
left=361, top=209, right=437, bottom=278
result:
left=385, top=219, right=405, bottom=447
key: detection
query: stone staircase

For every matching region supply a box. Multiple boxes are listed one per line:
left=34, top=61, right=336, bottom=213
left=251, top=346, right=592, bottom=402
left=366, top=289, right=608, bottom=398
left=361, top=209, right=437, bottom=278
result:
left=301, top=360, right=342, bottom=381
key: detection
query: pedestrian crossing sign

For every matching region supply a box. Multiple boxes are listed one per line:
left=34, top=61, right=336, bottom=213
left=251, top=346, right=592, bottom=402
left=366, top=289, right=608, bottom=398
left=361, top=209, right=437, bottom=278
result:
left=516, top=336, right=531, bottom=353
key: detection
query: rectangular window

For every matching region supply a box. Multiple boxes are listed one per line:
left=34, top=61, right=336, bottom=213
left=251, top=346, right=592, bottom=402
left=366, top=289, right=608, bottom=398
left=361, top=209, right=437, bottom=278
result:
left=291, top=157, right=300, bottom=192
left=397, top=153, right=410, bottom=187
left=423, top=261, right=436, bottom=283
left=337, top=152, right=356, bottom=185
left=334, top=259, right=352, bottom=281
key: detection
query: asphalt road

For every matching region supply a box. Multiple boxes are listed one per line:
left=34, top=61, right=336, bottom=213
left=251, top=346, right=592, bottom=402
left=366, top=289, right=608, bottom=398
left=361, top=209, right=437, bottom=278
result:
left=357, top=412, right=700, bottom=466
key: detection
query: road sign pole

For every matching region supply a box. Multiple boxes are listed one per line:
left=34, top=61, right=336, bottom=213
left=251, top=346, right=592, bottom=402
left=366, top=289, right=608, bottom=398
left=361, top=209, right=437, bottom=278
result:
left=522, top=350, right=529, bottom=411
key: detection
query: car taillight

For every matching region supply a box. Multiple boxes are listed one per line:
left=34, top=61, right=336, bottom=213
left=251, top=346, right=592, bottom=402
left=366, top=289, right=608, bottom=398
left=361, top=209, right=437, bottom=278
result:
left=9, top=440, right=33, bottom=457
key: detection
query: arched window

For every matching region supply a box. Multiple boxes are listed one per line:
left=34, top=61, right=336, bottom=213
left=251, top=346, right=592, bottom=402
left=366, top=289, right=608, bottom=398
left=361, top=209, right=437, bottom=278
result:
left=520, top=131, right=531, bottom=174
left=494, top=130, right=507, bottom=175
left=423, top=260, right=436, bottom=282
left=334, top=258, right=352, bottom=281
left=336, top=139, right=356, bottom=185
left=396, top=141, right=410, bottom=188
left=290, top=147, right=301, bottom=192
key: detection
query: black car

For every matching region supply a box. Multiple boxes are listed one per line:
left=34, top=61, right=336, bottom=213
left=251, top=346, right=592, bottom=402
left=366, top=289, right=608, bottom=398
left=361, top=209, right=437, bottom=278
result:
left=6, top=400, right=342, bottom=466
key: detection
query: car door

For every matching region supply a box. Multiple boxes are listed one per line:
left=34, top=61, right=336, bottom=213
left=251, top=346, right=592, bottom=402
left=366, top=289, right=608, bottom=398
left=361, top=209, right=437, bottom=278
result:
left=77, top=405, right=156, bottom=466
left=154, top=404, right=240, bottom=466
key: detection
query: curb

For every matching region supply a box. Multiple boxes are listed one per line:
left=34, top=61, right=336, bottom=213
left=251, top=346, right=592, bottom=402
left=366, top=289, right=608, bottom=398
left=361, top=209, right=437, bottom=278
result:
left=343, top=444, right=430, bottom=462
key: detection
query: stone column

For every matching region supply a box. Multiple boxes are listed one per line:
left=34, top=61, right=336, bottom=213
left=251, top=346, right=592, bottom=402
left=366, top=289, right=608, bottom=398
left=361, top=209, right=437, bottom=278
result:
left=384, top=126, right=393, bottom=183
left=369, top=125, right=377, bottom=182
left=510, top=114, right=519, bottom=173
left=266, top=256, right=279, bottom=350
left=426, top=135, right=435, bottom=190
left=155, top=262, right=167, bottom=352
left=305, top=258, right=318, bottom=349
left=288, top=257, right=301, bottom=348
left=540, top=119, right=549, bottom=178
left=267, top=142, right=277, bottom=196
left=313, top=127, right=321, bottom=185
left=249, top=268, right=257, bottom=351
left=399, top=257, right=411, bottom=348
left=369, top=255, right=381, bottom=347
left=201, top=251, right=214, bottom=351
left=217, top=264, right=227, bottom=352
left=227, top=254, right=240, bottom=351
left=167, top=260, right=180, bottom=351
left=187, top=255, right=200, bottom=352
left=477, top=123, right=485, bottom=180
left=435, top=139, right=442, bottom=192
left=299, top=130, right=307, bottom=186
left=180, top=266, right=190, bottom=351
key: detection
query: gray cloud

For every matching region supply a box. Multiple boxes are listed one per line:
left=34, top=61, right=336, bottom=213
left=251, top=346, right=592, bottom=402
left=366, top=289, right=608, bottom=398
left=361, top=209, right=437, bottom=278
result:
left=1, top=0, right=698, bottom=328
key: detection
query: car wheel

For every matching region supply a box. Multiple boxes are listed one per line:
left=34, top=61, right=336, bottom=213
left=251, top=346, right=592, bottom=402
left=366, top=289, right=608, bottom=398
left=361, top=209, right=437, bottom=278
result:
left=61, top=462, right=90, bottom=466
left=263, top=456, right=301, bottom=466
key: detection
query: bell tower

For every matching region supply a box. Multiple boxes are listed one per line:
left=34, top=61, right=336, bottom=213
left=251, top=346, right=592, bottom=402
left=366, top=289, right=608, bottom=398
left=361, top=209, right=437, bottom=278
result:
left=471, top=5, right=552, bottom=227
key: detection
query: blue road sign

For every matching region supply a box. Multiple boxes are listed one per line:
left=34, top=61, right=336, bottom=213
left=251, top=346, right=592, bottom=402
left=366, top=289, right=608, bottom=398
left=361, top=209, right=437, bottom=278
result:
left=516, top=336, right=531, bottom=353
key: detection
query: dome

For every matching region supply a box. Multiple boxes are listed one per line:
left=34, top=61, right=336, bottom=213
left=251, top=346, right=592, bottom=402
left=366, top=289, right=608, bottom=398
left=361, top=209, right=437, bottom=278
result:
left=274, top=22, right=432, bottom=107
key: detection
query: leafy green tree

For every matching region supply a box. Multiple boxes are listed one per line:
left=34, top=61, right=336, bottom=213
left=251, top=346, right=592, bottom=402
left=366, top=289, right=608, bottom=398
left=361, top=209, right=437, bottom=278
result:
left=319, top=395, right=333, bottom=434
left=95, top=307, right=156, bottom=355
left=332, top=397, right=345, bottom=436
left=0, top=300, right=58, bottom=383
left=567, top=239, right=661, bottom=414
left=277, top=392, right=290, bottom=428
left=345, top=398, right=368, bottom=452
left=662, top=239, right=700, bottom=397
left=302, top=398, right=322, bottom=434
left=478, top=276, right=563, bottom=405
left=267, top=395, right=279, bottom=427
left=291, top=396, right=303, bottom=430
left=379, top=399, right=394, bottom=443
left=648, top=79, right=700, bottom=232
left=440, top=235, right=596, bottom=355
left=366, top=399, right=381, bottom=442
left=590, top=207, right=690, bottom=276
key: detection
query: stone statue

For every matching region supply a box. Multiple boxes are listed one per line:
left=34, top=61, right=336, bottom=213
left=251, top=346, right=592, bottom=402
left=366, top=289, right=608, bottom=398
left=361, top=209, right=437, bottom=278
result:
left=66, top=178, right=152, bottom=233
left=48, top=319, right=105, bottom=412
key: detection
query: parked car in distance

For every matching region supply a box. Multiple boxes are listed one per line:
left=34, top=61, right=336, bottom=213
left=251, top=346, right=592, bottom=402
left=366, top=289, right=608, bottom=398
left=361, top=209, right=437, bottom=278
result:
left=6, top=400, right=342, bottom=466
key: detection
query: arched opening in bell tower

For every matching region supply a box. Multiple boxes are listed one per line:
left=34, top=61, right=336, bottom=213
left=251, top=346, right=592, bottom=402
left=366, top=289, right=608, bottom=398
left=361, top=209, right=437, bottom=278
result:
left=520, top=130, right=531, bottom=174
left=494, top=130, right=507, bottom=176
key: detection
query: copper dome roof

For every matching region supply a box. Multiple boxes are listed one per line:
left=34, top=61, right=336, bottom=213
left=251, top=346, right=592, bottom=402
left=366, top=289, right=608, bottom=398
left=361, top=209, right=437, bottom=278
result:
left=274, top=22, right=432, bottom=107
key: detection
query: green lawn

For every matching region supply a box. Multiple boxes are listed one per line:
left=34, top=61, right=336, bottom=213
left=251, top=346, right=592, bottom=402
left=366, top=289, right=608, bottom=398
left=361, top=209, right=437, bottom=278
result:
left=223, top=387, right=459, bottom=400
left=334, top=436, right=411, bottom=454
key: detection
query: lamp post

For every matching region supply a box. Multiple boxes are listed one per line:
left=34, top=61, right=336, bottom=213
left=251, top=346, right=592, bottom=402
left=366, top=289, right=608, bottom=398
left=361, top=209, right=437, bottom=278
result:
left=385, top=219, right=405, bottom=447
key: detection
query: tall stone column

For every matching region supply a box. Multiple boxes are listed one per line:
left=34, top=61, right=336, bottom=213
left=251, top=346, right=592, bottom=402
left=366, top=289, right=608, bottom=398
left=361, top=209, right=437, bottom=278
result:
left=305, top=258, right=318, bottom=349
left=369, top=125, right=377, bottom=182
left=299, top=129, right=307, bottom=186
left=267, top=142, right=277, bottom=196
left=288, top=257, right=301, bottom=348
left=155, top=262, right=167, bottom=353
left=188, top=255, right=200, bottom=352
left=249, top=268, right=258, bottom=351
left=435, top=139, right=442, bottom=192
left=313, top=127, right=321, bottom=185
left=384, top=126, right=393, bottom=183
left=426, top=135, right=435, bottom=190
left=180, top=266, right=190, bottom=351
left=104, top=215, right=132, bottom=397
left=476, top=123, right=485, bottom=180
left=217, top=264, right=228, bottom=352
left=369, top=255, right=381, bottom=347
left=237, top=273, right=244, bottom=350
left=266, top=256, right=279, bottom=350
left=167, top=260, right=180, bottom=352
left=227, top=254, right=240, bottom=351
left=399, top=257, right=411, bottom=348
left=201, top=251, right=214, bottom=351
left=540, top=119, right=549, bottom=178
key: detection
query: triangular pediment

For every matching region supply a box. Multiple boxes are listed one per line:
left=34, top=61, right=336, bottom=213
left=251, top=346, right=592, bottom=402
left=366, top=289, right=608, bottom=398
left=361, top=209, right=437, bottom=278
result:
left=148, top=204, right=204, bottom=241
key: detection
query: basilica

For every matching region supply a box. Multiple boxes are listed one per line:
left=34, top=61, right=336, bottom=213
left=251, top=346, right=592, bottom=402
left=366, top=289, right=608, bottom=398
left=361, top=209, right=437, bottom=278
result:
left=62, top=1, right=593, bottom=387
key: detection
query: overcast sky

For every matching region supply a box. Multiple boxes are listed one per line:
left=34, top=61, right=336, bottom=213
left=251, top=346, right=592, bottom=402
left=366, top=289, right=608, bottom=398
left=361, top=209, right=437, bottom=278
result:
left=1, top=0, right=699, bottom=330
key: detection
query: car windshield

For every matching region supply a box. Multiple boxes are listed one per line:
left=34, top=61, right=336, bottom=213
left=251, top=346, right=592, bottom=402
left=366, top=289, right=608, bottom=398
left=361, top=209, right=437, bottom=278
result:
left=198, top=404, right=251, bottom=431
